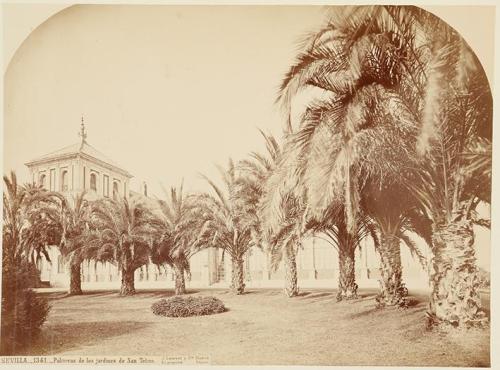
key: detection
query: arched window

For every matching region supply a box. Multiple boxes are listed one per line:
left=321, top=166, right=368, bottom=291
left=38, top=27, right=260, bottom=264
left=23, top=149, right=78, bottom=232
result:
left=90, top=173, right=97, bottom=191
left=61, top=170, right=68, bottom=191
left=113, top=182, right=119, bottom=200
left=39, top=174, right=46, bottom=189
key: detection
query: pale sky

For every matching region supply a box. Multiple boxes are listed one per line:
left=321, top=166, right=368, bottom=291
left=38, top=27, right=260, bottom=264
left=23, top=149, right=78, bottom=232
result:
left=3, top=5, right=327, bottom=196
left=2, top=4, right=494, bottom=267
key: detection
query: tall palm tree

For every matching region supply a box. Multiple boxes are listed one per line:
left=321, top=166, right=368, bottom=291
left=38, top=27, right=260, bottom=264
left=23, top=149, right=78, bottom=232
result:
left=151, top=183, right=199, bottom=295
left=89, top=196, right=159, bottom=296
left=307, top=204, right=376, bottom=300
left=194, top=160, right=255, bottom=295
left=21, top=189, right=63, bottom=271
left=408, top=54, right=491, bottom=327
left=58, top=192, right=90, bottom=295
left=362, top=180, right=430, bottom=306
left=2, top=172, right=55, bottom=353
left=3, top=172, right=26, bottom=263
left=263, top=193, right=307, bottom=298
left=4, top=173, right=62, bottom=269
left=239, top=130, right=306, bottom=297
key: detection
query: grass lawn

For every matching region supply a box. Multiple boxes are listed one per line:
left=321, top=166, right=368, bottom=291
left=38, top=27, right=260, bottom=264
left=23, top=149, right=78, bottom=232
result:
left=24, top=288, right=490, bottom=366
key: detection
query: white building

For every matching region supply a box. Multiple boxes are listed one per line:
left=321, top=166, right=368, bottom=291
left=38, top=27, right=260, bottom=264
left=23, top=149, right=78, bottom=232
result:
left=27, top=122, right=430, bottom=291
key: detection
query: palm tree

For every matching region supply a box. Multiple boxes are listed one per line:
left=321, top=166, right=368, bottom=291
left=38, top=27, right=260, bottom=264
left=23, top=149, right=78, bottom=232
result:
left=21, top=190, right=64, bottom=272
left=239, top=130, right=306, bottom=297
left=89, top=196, right=159, bottom=296
left=2, top=172, right=55, bottom=353
left=58, top=192, right=90, bottom=295
left=306, top=204, right=376, bottom=300
left=151, top=183, right=199, bottom=295
left=362, top=180, right=430, bottom=306
left=4, top=173, right=63, bottom=270
left=194, top=160, right=255, bottom=295
left=408, top=57, right=491, bottom=327
left=263, top=193, right=307, bottom=298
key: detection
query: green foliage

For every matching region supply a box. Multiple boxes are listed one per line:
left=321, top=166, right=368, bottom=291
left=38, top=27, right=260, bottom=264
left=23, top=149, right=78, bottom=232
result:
left=151, top=296, right=226, bottom=317
left=88, top=196, right=158, bottom=270
left=87, top=196, right=163, bottom=295
left=59, top=192, right=91, bottom=265
left=2, top=172, right=53, bottom=354
left=1, top=254, right=51, bottom=354
left=194, top=160, right=256, bottom=262
left=1, top=288, right=51, bottom=354
left=150, top=183, right=198, bottom=280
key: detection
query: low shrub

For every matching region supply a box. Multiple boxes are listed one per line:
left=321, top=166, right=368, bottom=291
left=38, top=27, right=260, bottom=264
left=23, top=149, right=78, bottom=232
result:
left=1, top=289, right=51, bottom=354
left=1, top=255, right=51, bottom=354
left=151, top=296, right=226, bottom=317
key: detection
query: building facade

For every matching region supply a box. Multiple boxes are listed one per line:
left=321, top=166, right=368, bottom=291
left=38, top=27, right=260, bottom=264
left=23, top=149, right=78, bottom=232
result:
left=26, top=122, right=133, bottom=287
left=27, top=123, right=430, bottom=291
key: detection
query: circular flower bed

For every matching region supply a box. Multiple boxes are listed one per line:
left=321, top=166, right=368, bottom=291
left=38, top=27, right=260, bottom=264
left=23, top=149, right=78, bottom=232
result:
left=151, top=296, right=226, bottom=317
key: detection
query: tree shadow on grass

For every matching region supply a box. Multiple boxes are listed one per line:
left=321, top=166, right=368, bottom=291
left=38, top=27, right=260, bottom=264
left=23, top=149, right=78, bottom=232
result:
left=132, top=289, right=190, bottom=299
left=295, top=291, right=312, bottom=298
left=348, top=307, right=382, bottom=320
left=39, top=290, right=123, bottom=301
left=18, top=320, right=152, bottom=356
left=298, top=291, right=375, bottom=303
left=114, top=289, right=201, bottom=299
left=299, top=292, right=334, bottom=300
left=351, top=305, right=427, bottom=321
left=39, top=289, right=202, bottom=301
left=345, top=294, right=378, bottom=303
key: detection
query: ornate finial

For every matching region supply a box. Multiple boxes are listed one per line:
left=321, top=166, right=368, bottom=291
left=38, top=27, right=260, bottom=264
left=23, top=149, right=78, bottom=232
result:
left=79, top=115, right=87, bottom=145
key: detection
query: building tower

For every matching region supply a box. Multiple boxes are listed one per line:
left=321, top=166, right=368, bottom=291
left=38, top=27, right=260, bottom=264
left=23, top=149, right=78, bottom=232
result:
left=25, top=118, right=133, bottom=286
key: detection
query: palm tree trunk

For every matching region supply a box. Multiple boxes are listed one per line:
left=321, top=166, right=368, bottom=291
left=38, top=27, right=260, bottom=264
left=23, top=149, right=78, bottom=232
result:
left=284, top=247, right=299, bottom=297
left=337, top=247, right=357, bottom=301
left=377, top=234, right=403, bottom=306
left=428, top=219, right=487, bottom=327
left=230, top=257, right=245, bottom=295
left=336, top=219, right=358, bottom=301
left=68, top=262, right=83, bottom=295
left=120, top=266, right=135, bottom=296
left=173, top=262, right=186, bottom=295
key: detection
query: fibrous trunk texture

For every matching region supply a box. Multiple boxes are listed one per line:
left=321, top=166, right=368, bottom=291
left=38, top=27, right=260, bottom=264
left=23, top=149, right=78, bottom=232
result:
left=337, top=221, right=358, bottom=301
left=120, top=267, right=135, bottom=296
left=230, top=257, right=245, bottom=295
left=173, top=262, right=186, bottom=295
left=377, top=234, right=404, bottom=306
left=337, top=247, right=357, bottom=300
left=284, top=247, right=299, bottom=297
left=428, top=219, right=487, bottom=328
left=68, top=262, right=83, bottom=295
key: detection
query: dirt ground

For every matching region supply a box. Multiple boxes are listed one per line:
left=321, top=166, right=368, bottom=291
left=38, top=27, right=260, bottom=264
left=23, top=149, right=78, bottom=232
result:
left=23, top=288, right=490, bottom=366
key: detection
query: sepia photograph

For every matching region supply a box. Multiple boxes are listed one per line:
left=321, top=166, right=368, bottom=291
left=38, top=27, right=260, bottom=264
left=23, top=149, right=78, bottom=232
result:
left=1, top=2, right=495, bottom=367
